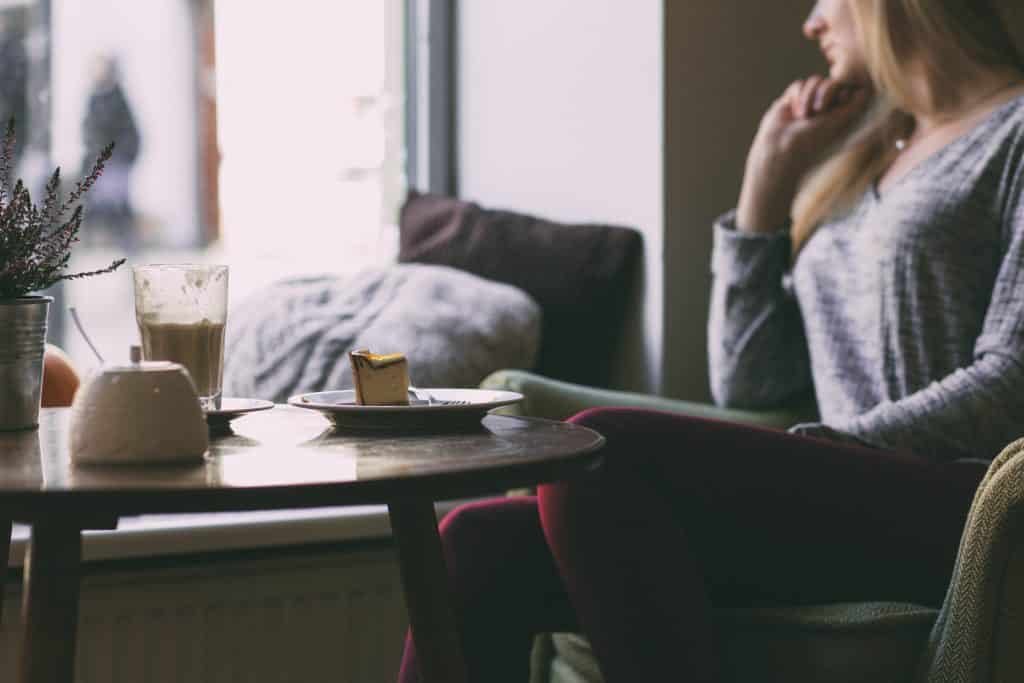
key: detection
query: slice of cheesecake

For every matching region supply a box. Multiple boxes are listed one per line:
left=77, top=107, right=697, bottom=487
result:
left=349, top=349, right=410, bottom=406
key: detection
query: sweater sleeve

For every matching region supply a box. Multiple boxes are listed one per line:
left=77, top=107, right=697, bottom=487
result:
left=707, top=211, right=814, bottom=409
left=832, top=167, right=1024, bottom=461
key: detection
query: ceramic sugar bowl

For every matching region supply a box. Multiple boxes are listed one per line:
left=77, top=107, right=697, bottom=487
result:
left=70, top=346, right=208, bottom=465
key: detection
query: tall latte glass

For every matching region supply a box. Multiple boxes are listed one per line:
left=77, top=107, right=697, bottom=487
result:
left=132, top=264, right=229, bottom=411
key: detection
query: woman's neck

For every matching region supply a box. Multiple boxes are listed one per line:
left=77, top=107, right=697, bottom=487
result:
left=909, top=63, right=1024, bottom=135
left=875, top=63, right=1024, bottom=197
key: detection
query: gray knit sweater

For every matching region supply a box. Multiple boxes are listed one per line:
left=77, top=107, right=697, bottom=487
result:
left=709, top=94, right=1024, bottom=461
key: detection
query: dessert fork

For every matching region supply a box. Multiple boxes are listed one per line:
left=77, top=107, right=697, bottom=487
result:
left=407, top=387, right=470, bottom=406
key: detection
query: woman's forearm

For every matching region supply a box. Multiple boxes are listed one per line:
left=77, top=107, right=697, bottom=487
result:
left=707, top=215, right=812, bottom=408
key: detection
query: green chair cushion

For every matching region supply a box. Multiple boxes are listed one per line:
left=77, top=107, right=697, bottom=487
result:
left=481, top=369, right=815, bottom=427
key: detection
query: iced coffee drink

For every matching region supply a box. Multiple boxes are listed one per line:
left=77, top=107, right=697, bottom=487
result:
left=133, top=265, right=229, bottom=410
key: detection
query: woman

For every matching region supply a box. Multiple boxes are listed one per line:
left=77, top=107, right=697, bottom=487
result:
left=399, top=1, right=1024, bottom=681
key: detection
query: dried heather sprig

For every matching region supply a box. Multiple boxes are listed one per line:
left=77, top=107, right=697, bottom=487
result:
left=0, top=117, right=123, bottom=298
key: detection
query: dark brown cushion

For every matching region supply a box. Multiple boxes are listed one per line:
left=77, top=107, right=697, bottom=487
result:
left=398, top=190, right=642, bottom=387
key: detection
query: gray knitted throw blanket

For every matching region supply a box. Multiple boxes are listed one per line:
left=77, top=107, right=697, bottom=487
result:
left=223, top=263, right=540, bottom=403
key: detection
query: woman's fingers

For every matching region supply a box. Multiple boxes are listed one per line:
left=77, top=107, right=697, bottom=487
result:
left=812, top=86, right=870, bottom=133
left=782, top=80, right=804, bottom=106
left=775, top=80, right=804, bottom=119
left=798, top=76, right=824, bottom=118
left=756, top=76, right=870, bottom=163
left=785, top=76, right=865, bottom=120
left=813, top=78, right=843, bottom=114
left=784, top=85, right=869, bottom=157
left=835, top=86, right=870, bottom=118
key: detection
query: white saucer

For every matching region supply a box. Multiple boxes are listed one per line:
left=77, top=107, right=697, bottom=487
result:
left=205, top=398, right=275, bottom=429
left=287, top=388, right=523, bottom=431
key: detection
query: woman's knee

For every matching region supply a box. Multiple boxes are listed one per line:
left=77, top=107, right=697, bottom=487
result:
left=566, top=408, right=699, bottom=482
left=566, top=407, right=707, bottom=449
left=546, top=408, right=719, bottom=525
left=438, top=497, right=542, bottom=579
left=440, top=498, right=530, bottom=547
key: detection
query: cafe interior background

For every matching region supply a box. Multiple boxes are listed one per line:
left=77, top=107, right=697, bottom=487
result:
left=3, top=0, right=406, bottom=368
left=0, top=0, right=823, bottom=679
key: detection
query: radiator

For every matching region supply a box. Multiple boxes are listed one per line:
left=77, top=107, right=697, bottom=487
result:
left=1, top=545, right=409, bottom=682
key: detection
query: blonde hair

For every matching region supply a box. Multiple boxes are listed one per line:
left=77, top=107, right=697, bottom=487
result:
left=790, top=0, right=1024, bottom=254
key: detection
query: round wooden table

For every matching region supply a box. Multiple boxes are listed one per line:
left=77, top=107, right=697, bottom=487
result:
left=0, top=406, right=604, bottom=683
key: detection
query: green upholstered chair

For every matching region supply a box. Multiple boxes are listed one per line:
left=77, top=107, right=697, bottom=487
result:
left=480, top=369, right=1024, bottom=683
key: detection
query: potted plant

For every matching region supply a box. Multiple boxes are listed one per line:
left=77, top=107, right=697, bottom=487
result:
left=0, top=119, right=123, bottom=431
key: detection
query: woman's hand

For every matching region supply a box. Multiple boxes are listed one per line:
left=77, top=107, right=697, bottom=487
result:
left=736, top=76, right=870, bottom=234
left=788, top=422, right=878, bottom=449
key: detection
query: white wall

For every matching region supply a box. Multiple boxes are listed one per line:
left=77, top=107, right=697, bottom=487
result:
left=457, top=0, right=664, bottom=393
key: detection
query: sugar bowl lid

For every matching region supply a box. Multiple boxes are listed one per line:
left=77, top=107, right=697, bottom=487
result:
left=101, top=345, right=182, bottom=374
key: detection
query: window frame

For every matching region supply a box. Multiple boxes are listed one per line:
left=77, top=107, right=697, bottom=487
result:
left=405, top=0, right=456, bottom=197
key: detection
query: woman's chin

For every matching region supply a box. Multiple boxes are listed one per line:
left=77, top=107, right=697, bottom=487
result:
left=828, top=64, right=851, bottom=82
left=829, top=62, right=870, bottom=88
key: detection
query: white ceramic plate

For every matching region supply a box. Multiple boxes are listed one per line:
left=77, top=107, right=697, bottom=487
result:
left=206, top=398, right=275, bottom=429
left=287, top=388, right=524, bottom=431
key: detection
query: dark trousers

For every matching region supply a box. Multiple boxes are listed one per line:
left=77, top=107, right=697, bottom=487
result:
left=398, top=408, right=988, bottom=682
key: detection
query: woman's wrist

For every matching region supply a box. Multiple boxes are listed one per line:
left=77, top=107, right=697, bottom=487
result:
left=736, top=152, right=801, bottom=234
left=736, top=182, right=796, bottom=234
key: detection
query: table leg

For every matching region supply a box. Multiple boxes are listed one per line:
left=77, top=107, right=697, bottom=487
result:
left=388, top=500, right=469, bottom=683
left=0, top=519, right=10, bottom=626
left=18, top=523, right=83, bottom=683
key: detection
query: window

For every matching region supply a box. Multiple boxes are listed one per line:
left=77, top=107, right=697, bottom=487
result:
left=0, top=0, right=450, bottom=368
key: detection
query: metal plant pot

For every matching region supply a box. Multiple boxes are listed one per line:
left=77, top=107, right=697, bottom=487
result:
left=0, top=296, right=53, bottom=431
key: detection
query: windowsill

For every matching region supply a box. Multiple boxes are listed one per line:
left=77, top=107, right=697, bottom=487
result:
left=7, top=500, right=466, bottom=569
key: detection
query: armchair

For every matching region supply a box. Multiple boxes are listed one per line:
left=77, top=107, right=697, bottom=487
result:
left=480, top=369, right=1024, bottom=683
